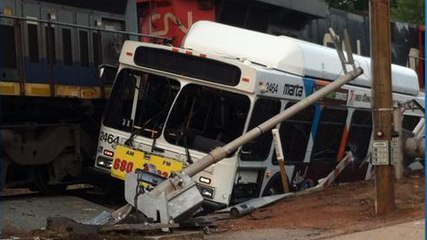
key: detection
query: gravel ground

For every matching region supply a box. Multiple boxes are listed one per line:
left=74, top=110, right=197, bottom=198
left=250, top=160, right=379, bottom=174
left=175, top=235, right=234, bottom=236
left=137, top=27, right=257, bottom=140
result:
left=2, top=195, right=112, bottom=232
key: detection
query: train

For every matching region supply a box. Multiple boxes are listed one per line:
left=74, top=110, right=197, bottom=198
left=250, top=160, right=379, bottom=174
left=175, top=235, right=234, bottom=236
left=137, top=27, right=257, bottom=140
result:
left=0, top=0, right=149, bottom=193
left=136, top=0, right=424, bottom=88
left=1, top=0, right=423, bottom=194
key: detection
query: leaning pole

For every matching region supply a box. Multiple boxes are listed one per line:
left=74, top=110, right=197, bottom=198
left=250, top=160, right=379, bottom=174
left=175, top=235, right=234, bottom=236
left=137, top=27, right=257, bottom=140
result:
left=150, top=67, right=364, bottom=197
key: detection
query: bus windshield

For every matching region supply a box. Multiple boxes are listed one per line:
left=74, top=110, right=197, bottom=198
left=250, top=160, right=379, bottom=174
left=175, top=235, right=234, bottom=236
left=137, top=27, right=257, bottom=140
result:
left=103, top=68, right=180, bottom=138
left=164, top=84, right=250, bottom=153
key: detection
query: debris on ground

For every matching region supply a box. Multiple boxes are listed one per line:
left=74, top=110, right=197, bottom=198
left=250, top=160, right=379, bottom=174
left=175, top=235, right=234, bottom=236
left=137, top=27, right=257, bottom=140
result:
left=216, top=171, right=424, bottom=236
left=2, top=172, right=423, bottom=239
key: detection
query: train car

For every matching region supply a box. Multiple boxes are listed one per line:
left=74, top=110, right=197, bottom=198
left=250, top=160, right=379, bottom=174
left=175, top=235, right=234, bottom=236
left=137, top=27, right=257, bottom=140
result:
left=136, top=0, right=425, bottom=88
left=0, top=0, right=143, bottom=193
left=137, top=0, right=215, bottom=46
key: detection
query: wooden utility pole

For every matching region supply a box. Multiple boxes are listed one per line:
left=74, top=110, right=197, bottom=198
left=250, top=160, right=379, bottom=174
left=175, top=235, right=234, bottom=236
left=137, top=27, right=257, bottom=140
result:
left=369, top=0, right=395, bottom=214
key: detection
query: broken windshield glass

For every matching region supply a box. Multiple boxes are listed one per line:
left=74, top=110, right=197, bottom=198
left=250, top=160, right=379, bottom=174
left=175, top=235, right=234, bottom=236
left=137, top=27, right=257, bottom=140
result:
left=133, top=73, right=180, bottom=139
left=103, top=68, right=180, bottom=139
left=164, top=84, right=250, bottom=153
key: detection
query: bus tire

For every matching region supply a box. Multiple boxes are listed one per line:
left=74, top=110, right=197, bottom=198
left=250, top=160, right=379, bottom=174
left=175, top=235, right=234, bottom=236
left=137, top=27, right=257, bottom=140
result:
left=261, top=173, right=287, bottom=196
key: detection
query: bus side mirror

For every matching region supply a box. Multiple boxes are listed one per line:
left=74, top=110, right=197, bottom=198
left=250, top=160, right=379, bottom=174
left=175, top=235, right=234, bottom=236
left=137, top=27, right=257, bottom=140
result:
left=97, top=64, right=118, bottom=85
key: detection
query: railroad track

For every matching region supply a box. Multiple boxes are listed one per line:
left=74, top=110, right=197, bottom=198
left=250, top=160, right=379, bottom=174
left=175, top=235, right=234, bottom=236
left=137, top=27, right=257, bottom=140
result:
left=2, top=185, right=126, bottom=211
left=1, top=188, right=41, bottom=199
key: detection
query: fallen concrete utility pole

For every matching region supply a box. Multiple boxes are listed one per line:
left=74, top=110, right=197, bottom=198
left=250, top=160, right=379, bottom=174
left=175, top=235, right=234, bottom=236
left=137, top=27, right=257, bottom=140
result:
left=412, top=118, right=425, bottom=137
left=125, top=67, right=363, bottom=225
left=154, top=69, right=362, bottom=194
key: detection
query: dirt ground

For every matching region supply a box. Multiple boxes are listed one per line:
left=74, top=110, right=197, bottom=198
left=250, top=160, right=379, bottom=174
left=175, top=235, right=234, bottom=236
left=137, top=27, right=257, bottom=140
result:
left=216, top=171, right=424, bottom=236
left=1, top=172, right=424, bottom=239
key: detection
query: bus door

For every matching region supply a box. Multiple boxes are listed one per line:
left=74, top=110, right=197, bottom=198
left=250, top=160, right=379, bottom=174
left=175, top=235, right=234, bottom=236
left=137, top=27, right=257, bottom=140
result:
left=236, top=97, right=281, bottom=201
left=274, top=102, right=316, bottom=192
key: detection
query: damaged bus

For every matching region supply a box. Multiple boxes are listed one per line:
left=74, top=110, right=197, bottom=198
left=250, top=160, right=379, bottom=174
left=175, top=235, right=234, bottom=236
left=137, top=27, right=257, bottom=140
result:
left=94, top=21, right=424, bottom=209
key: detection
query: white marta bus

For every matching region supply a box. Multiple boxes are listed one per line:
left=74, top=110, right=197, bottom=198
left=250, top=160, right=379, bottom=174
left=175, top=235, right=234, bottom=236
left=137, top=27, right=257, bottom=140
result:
left=94, top=21, right=424, bottom=209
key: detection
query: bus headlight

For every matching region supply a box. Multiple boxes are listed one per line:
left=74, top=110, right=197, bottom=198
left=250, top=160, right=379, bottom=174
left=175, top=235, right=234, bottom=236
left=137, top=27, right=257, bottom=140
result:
left=199, top=176, right=211, bottom=185
left=97, top=156, right=113, bottom=169
left=197, top=185, right=215, bottom=199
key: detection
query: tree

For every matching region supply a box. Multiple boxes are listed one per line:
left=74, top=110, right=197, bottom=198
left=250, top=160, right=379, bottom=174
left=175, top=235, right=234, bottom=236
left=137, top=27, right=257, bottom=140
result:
left=391, top=0, right=425, bottom=25
left=327, top=0, right=425, bottom=25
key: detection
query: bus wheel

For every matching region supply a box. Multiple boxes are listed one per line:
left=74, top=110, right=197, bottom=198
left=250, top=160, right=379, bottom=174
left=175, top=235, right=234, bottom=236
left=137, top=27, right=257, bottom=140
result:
left=262, top=173, right=285, bottom=196
left=32, top=165, right=66, bottom=195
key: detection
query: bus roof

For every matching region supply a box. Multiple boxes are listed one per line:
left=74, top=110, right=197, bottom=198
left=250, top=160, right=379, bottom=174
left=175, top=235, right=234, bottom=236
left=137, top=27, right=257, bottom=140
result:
left=183, top=21, right=420, bottom=96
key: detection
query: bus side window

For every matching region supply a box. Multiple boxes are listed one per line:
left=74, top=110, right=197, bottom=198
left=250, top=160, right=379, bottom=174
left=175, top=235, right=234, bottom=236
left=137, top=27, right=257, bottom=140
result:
left=402, top=115, right=421, bottom=131
left=311, top=107, right=347, bottom=162
left=273, top=102, right=315, bottom=164
left=241, top=98, right=281, bottom=161
left=347, top=110, right=372, bottom=163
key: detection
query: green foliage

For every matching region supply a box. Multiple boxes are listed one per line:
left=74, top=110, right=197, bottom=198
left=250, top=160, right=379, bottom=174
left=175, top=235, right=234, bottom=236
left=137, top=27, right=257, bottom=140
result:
left=392, top=0, right=425, bottom=24
left=327, top=0, right=424, bottom=25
